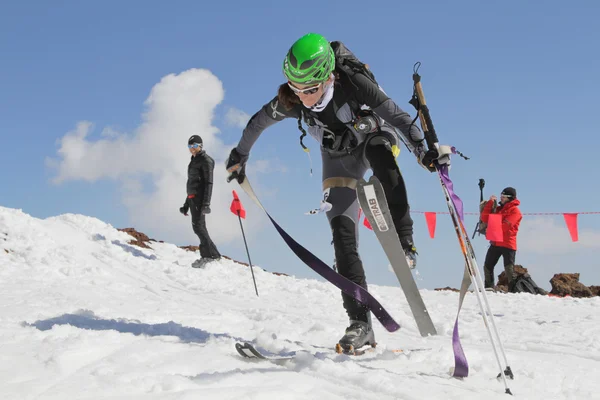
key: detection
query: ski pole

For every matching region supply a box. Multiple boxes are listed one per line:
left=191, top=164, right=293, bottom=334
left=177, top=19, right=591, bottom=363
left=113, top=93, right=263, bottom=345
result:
left=237, top=211, right=259, bottom=297
left=230, top=190, right=259, bottom=297
left=408, top=63, right=513, bottom=395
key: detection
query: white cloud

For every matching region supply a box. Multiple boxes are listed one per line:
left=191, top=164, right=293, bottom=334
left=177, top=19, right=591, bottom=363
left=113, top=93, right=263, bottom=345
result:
left=225, top=107, right=250, bottom=129
left=100, top=126, right=121, bottom=138
left=519, top=216, right=600, bottom=254
left=46, top=68, right=268, bottom=246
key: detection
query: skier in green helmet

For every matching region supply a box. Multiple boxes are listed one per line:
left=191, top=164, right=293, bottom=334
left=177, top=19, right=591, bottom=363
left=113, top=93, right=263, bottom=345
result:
left=226, top=33, right=449, bottom=351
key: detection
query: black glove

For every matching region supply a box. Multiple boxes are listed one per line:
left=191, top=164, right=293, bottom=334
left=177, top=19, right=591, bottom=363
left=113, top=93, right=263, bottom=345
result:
left=420, top=149, right=439, bottom=172
left=416, top=143, right=453, bottom=173
left=180, top=199, right=189, bottom=216
left=226, top=148, right=249, bottom=184
left=415, top=144, right=438, bottom=173
left=201, top=205, right=211, bottom=215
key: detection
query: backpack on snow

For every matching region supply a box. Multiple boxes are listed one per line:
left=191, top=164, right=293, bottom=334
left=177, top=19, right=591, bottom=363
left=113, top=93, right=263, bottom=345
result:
left=512, top=274, right=548, bottom=295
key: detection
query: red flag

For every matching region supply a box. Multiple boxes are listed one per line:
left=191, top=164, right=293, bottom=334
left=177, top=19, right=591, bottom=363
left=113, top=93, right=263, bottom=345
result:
left=230, top=190, right=246, bottom=219
left=563, top=213, right=579, bottom=242
left=485, top=214, right=503, bottom=242
left=359, top=209, right=373, bottom=230
left=424, top=212, right=437, bottom=239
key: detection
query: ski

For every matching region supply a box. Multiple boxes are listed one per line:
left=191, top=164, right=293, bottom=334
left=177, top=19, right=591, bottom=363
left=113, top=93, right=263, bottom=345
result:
left=235, top=342, right=416, bottom=361
left=235, top=342, right=295, bottom=361
left=357, top=176, right=437, bottom=337
left=237, top=177, right=401, bottom=333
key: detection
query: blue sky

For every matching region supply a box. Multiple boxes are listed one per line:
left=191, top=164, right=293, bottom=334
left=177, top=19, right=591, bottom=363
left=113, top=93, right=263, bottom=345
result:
left=1, top=0, right=599, bottom=291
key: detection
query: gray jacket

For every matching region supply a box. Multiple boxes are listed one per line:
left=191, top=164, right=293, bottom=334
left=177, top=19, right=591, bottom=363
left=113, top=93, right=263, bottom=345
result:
left=236, top=72, right=424, bottom=157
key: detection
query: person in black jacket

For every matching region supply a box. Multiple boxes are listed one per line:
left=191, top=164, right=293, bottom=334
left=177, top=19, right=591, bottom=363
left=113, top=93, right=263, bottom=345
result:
left=180, top=135, right=221, bottom=267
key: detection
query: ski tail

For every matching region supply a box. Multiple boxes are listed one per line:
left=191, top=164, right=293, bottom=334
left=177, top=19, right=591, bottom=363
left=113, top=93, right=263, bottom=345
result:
left=357, top=176, right=437, bottom=337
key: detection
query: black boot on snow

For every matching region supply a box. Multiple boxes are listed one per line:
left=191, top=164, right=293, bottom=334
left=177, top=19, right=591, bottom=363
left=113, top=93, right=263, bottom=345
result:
left=336, top=320, right=375, bottom=354
left=191, top=258, right=212, bottom=268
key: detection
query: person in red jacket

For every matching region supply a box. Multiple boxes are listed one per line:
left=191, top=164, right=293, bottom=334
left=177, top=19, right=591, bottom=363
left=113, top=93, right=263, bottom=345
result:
left=480, top=187, right=522, bottom=291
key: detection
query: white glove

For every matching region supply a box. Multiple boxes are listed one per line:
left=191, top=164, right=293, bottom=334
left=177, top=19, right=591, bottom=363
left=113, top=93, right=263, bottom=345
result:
left=436, top=144, right=452, bottom=167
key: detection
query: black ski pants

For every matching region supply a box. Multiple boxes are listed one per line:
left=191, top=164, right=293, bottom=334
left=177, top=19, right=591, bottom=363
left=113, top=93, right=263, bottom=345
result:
left=188, top=197, right=221, bottom=259
left=324, top=133, right=413, bottom=324
left=483, top=244, right=516, bottom=289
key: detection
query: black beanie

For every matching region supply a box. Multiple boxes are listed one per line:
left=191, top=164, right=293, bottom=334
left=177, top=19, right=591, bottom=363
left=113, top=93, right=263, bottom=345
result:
left=501, top=187, right=517, bottom=198
left=188, top=135, right=203, bottom=145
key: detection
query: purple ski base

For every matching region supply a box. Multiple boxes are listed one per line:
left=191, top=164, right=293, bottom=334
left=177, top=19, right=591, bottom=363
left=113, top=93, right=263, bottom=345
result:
left=452, top=317, right=469, bottom=377
left=437, top=162, right=470, bottom=378
left=438, top=164, right=465, bottom=223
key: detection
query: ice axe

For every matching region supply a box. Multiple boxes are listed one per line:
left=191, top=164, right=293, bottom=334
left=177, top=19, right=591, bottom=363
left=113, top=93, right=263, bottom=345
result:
left=472, top=178, right=486, bottom=238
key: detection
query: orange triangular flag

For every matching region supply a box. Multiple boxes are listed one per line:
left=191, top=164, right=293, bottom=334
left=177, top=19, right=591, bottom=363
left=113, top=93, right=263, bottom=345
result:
left=424, top=212, right=437, bottom=238
left=230, top=190, right=246, bottom=219
left=563, top=213, right=579, bottom=242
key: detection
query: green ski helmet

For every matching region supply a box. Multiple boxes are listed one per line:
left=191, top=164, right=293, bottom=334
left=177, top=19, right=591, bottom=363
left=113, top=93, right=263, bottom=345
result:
left=283, top=33, right=335, bottom=85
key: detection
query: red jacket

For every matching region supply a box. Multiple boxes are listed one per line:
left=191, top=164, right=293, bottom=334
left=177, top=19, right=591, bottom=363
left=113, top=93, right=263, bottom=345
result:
left=481, top=199, right=522, bottom=250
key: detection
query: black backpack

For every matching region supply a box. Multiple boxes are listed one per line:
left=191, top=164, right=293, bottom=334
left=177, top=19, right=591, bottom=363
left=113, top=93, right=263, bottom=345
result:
left=512, top=274, right=548, bottom=295
left=296, top=41, right=378, bottom=153
left=330, top=41, right=378, bottom=87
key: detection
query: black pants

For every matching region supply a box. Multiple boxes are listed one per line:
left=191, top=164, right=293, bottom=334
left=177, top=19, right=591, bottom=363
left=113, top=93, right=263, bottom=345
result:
left=483, top=245, right=516, bottom=288
left=334, top=138, right=413, bottom=324
left=365, top=137, right=414, bottom=244
left=188, top=198, right=221, bottom=259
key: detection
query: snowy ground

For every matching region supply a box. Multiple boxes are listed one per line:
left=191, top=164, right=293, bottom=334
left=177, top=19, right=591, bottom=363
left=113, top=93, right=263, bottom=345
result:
left=1, top=206, right=599, bottom=399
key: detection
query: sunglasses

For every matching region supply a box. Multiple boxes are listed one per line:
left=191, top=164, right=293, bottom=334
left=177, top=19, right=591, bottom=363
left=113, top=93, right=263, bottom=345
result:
left=188, top=143, right=202, bottom=149
left=287, top=81, right=322, bottom=95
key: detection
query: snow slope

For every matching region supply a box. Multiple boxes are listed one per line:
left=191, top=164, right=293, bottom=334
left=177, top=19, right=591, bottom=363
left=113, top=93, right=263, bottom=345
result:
left=1, top=206, right=599, bottom=399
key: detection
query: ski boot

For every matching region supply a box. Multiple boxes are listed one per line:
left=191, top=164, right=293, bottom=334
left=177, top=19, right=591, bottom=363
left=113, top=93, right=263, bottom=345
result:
left=335, top=320, right=376, bottom=355
left=191, top=258, right=208, bottom=268
left=191, top=258, right=216, bottom=268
